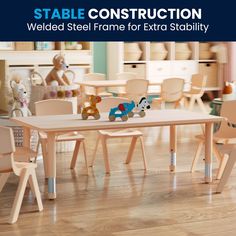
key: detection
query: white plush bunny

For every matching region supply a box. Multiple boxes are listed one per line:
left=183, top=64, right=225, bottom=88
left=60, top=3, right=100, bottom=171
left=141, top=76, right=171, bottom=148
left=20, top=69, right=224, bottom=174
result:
left=10, top=79, right=32, bottom=117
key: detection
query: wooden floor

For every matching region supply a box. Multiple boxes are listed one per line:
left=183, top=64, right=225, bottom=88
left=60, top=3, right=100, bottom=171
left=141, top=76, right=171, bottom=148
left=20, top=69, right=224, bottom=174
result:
left=1, top=111, right=236, bottom=235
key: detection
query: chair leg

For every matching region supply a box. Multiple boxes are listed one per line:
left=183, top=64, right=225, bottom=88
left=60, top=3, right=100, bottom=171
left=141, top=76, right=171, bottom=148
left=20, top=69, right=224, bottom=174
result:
left=216, top=154, right=228, bottom=180
left=34, top=139, right=40, bottom=163
left=139, top=136, right=147, bottom=170
left=90, top=135, right=101, bottom=167
left=125, top=136, right=138, bottom=164
left=216, top=151, right=236, bottom=193
left=29, top=170, right=43, bottom=211
left=190, top=140, right=204, bottom=172
left=188, top=96, right=196, bottom=111
left=70, top=140, right=81, bottom=169
left=101, top=136, right=110, bottom=174
left=9, top=169, right=29, bottom=224
left=213, top=143, right=223, bottom=164
left=0, top=173, right=10, bottom=192
left=41, top=139, right=48, bottom=178
left=81, top=141, right=89, bottom=175
left=28, top=175, right=36, bottom=197
left=197, top=97, right=207, bottom=113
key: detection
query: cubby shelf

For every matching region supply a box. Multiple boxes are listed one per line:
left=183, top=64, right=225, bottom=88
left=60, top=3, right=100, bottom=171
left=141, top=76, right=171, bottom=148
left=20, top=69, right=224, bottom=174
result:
left=0, top=42, right=93, bottom=112
left=108, top=41, right=220, bottom=94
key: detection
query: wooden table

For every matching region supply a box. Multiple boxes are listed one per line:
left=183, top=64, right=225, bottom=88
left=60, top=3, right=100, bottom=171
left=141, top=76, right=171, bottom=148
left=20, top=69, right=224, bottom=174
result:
left=11, top=110, right=223, bottom=200
left=77, top=80, right=161, bottom=96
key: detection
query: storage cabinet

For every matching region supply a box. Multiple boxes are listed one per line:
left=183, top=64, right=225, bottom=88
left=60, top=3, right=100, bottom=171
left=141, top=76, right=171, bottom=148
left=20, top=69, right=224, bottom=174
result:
left=147, top=60, right=198, bottom=91
left=124, top=64, right=146, bottom=79
left=199, top=62, right=218, bottom=88
left=108, top=42, right=220, bottom=94
left=0, top=43, right=93, bottom=112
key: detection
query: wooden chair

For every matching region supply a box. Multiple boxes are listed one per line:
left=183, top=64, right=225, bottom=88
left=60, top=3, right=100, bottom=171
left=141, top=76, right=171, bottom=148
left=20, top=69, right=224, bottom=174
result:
left=216, top=145, right=236, bottom=193
left=83, top=73, right=112, bottom=97
left=191, top=100, right=236, bottom=179
left=0, top=126, right=43, bottom=224
left=183, top=74, right=207, bottom=113
left=35, top=99, right=88, bottom=176
left=124, top=79, right=149, bottom=103
left=109, top=72, right=137, bottom=95
left=152, top=78, right=185, bottom=109
left=90, top=97, right=147, bottom=174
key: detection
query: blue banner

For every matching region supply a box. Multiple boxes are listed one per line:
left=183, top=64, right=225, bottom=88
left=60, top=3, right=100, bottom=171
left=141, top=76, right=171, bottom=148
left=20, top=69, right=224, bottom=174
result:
left=0, top=0, right=234, bottom=41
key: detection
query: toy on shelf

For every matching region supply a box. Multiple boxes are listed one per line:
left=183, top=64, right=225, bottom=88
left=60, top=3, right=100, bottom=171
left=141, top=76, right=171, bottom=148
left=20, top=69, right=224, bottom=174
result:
left=109, top=101, right=135, bottom=122
left=44, top=54, right=71, bottom=86
left=82, top=95, right=101, bottom=120
left=128, top=97, right=151, bottom=118
left=10, top=78, right=32, bottom=117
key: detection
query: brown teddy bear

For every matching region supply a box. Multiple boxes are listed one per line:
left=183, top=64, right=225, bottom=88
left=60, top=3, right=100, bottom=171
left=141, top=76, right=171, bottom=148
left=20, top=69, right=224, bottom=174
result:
left=45, top=54, right=71, bottom=86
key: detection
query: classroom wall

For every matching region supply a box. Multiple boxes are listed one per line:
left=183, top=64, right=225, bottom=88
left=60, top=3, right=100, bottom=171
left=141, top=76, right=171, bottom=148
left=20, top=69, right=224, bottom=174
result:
left=93, top=42, right=107, bottom=76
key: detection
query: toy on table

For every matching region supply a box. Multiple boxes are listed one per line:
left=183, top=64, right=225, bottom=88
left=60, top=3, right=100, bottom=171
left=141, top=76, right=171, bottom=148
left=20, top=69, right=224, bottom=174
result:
left=82, top=95, right=101, bottom=120
left=10, top=78, right=32, bottom=117
left=44, top=54, right=71, bottom=86
left=109, top=101, right=135, bottom=122
left=128, top=97, right=151, bottom=118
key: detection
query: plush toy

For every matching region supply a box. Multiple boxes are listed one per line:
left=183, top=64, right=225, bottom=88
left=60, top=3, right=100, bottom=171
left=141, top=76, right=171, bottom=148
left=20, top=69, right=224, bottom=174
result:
left=82, top=95, right=101, bottom=120
left=45, top=54, right=71, bottom=86
left=10, top=78, right=32, bottom=117
left=109, top=101, right=135, bottom=122
left=128, top=97, right=151, bottom=118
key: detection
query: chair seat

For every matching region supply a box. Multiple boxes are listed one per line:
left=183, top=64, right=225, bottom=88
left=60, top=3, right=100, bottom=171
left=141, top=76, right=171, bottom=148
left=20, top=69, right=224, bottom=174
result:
left=183, top=92, right=192, bottom=97
left=15, top=161, right=37, bottom=170
left=195, top=134, right=231, bottom=144
left=183, top=92, right=202, bottom=97
left=39, top=132, right=85, bottom=142
left=98, top=129, right=143, bottom=138
left=14, top=147, right=37, bottom=162
left=216, top=144, right=236, bottom=155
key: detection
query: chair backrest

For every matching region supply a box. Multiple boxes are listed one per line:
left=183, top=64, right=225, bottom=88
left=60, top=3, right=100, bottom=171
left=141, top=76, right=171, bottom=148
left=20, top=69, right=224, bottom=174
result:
left=35, top=99, right=73, bottom=116
left=97, top=97, right=130, bottom=112
left=215, top=100, right=236, bottom=139
left=111, top=72, right=137, bottom=94
left=83, top=73, right=106, bottom=94
left=161, top=78, right=184, bottom=102
left=125, top=79, right=149, bottom=102
left=0, top=126, right=15, bottom=172
left=190, top=74, right=207, bottom=95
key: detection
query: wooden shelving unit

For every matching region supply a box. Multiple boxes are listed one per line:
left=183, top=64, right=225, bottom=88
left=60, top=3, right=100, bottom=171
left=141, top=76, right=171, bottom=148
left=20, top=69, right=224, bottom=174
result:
left=0, top=41, right=93, bottom=112
left=108, top=41, right=220, bottom=95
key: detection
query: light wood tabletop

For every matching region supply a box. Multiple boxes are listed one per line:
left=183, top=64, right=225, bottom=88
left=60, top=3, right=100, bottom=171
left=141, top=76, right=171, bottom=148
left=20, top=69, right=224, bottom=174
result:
left=12, top=110, right=222, bottom=132
left=11, top=110, right=223, bottom=200
left=76, top=80, right=161, bottom=88
left=77, top=80, right=162, bottom=98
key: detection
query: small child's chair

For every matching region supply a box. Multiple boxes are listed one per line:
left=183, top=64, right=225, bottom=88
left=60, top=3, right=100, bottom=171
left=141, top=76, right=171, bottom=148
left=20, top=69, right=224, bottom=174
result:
left=183, top=74, right=207, bottom=113
left=109, top=72, right=137, bottom=95
left=124, top=79, right=149, bottom=103
left=90, top=97, right=147, bottom=174
left=191, top=100, right=236, bottom=179
left=35, top=99, right=88, bottom=176
left=152, top=78, right=185, bottom=109
left=0, top=126, right=43, bottom=224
